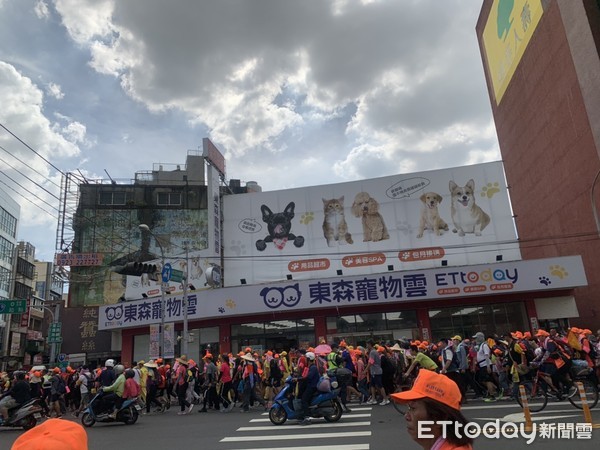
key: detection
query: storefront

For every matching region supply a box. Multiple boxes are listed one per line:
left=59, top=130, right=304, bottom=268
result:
left=101, top=254, right=587, bottom=365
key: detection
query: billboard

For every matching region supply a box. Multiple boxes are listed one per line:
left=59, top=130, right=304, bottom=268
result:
left=70, top=208, right=213, bottom=304
left=482, top=0, right=544, bottom=104
left=98, top=255, right=587, bottom=330
left=222, top=161, right=520, bottom=287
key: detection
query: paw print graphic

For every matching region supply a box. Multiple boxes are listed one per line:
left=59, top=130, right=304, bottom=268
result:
left=229, top=240, right=247, bottom=257
left=549, top=265, right=568, bottom=279
left=539, top=276, right=551, bottom=286
left=218, top=307, right=225, bottom=313
left=481, top=182, right=500, bottom=199
left=300, top=212, right=314, bottom=225
left=289, top=262, right=300, bottom=270
left=225, top=299, right=236, bottom=309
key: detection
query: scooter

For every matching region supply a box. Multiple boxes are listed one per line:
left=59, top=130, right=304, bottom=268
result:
left=81, top=389, right=141, bottom=427
left=1, top=398, right=44, bottom=430
left=269, top=370, right=343, bottom=425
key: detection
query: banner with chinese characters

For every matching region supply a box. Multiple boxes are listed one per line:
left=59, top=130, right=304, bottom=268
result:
left=163, top=323, right=175, bottom=359
left=149, top=324, right=160, bottom=359
left=222, top=161, right=520, bottom=287
left=482, top=0, right=544, bottom=104
left=98, top=255, right=586, bottom=330
left=60, top=307, right=112, bottom=355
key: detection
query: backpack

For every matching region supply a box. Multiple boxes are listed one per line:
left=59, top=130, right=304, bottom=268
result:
left=443, top=348, right=459, bottom=371
left=81, top=372, right=93, bottom=390
left=270, top=359, right=282, bottom=380
left=519, top=340, right=536, bottom=363
left=57, top=376, right=67, bottom=394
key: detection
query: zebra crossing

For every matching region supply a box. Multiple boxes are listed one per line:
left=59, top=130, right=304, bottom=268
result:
left=219, top=407, right=374, bottom=449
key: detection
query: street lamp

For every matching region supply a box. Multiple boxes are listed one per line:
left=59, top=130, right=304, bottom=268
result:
left=138, top=224, right=166, bottom=359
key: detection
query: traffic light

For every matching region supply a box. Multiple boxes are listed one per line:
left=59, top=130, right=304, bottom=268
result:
left=114, top=262, right=158, bottom=280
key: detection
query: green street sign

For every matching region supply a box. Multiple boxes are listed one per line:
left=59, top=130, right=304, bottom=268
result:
left=170, top=269, right=185, bottom=283
left=48, top=322, right=62, bottom=343
left=0, top=299, right=27, bottom=315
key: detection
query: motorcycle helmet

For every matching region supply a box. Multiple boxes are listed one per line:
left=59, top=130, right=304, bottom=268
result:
left=105, top=359, right=115, bottom=368
left=114, top=364, right=125, bottom=375
left=305, top=352, right=316, bottom=361
left=125, top=369, right=135, bottom=379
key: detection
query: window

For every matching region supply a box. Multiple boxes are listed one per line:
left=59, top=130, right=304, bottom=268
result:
left=0, top=236, right=14, bottom=264
left=0, top=207, right=17, bottom=237
left=157, top=192, right=182, bottom=206
left=428, top=302, right=528, bottom=342
left=0, top=266, right=10, bottom=292
left=99, top=191, right=127, bottom=205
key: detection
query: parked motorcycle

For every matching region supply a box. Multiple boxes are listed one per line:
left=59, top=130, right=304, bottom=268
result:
left=269, top=370, right=343, bottom=425
left=1, top=398, right=44, bottom=430
left=81, top=389, right=141, bottom=427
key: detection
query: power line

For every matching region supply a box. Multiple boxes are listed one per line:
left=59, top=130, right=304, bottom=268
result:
left=0, top=122, right=64, bottom=176
left=0, top=176, right=58, bottom=219
left=0, top=143, right=62, bottom=190
left=0, top=152, right=61, bottom=201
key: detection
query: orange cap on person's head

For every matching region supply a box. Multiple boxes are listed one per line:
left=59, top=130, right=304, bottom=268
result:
left=523, top=331, right=532, bottom=339
left=391, top=369, right=461, bottom=411
left=52, top=367, right=61, bottom=374
left=11, top=418, right=88, bottom=450
left=535, top=329, right=550, bottom=337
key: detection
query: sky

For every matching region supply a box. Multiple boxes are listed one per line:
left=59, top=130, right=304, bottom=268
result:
left=0, top=0, right=499, bottom=263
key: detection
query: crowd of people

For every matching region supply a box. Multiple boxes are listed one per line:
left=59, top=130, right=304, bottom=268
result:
left=0, top=326, right=599, bottom=427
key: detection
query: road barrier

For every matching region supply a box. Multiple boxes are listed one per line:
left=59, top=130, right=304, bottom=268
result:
left=575, top=381, right=593, bottom=424
left=518, top=384, right=534, bottom=432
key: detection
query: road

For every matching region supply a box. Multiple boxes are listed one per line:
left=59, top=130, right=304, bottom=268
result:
left=0, top=398, right=599, bottom=449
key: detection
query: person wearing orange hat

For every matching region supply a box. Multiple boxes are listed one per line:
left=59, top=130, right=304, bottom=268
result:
left=391, top=369, right=473, bottom=449
left=536, top=329, right=577, bottom=399
left=404, top=344, right=439, bottom=383
left=199, top=353, right=218, bottom=413
left=217, top=353, right=234, bottom=412
left=11, top=417, right=89, bottom=450
left=365, top=340, right=390, bottom=406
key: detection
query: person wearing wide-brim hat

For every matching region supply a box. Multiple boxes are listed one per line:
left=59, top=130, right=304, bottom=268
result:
left=174, top=356, right=194, bottom=415
left=143, top=360, right=161, bottom=414
left=391, top=369, right=473, bottom=449
left=239, top=352, right=266, bottom=412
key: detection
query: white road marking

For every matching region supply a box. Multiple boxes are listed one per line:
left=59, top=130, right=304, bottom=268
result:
left=237, top=421, right=371, bottom=431
left=221, top=431, right=372, bottom=442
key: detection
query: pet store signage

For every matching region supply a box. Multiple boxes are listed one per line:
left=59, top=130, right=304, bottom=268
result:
left=222, top=161, right=521, bottom=287
left=97, top=255, right=587, bottom=331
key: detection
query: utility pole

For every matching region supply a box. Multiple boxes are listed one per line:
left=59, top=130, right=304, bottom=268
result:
left=182, top=246, right=189, bottom=356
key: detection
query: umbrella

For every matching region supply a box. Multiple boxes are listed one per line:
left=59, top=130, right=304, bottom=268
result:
left=314, top=344, right=332, bottom=355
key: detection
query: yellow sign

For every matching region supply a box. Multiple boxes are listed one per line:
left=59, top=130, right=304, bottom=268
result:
left=482, top=0, right=544, bottom=104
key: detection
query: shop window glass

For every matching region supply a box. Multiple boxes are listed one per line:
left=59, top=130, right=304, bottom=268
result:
left=386, top=311, right=418, bottom=330
left=355, top=313, right=387, bottom=333
left=327, top=315, right=356, bottom=333
left=232, top=322, right=264, bottom=337
left=429, top=302, right=528, bottom=341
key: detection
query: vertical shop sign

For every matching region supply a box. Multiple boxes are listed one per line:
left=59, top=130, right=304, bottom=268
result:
left=149, top=324, right=160, bottom=359
left=163, top=323, right=175, bottom=358
left=80, top=308, right=98, bottom=353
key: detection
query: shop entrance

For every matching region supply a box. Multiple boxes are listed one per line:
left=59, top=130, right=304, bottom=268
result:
left=327, top=332, right=394, bottom=348
left=265, top=337, right=297, bottom=353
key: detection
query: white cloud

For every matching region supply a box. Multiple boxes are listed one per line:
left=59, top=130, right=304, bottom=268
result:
left=34, top=0, right=50, bottom=19
left=0, top=0, right=503, bottom=259
left=46, top=82, right=64, bottom=99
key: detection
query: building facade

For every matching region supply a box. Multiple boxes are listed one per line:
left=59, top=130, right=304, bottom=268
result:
left=0, top=186, right=19, bottom=363
left=476, top=0, right=600, bottom=330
